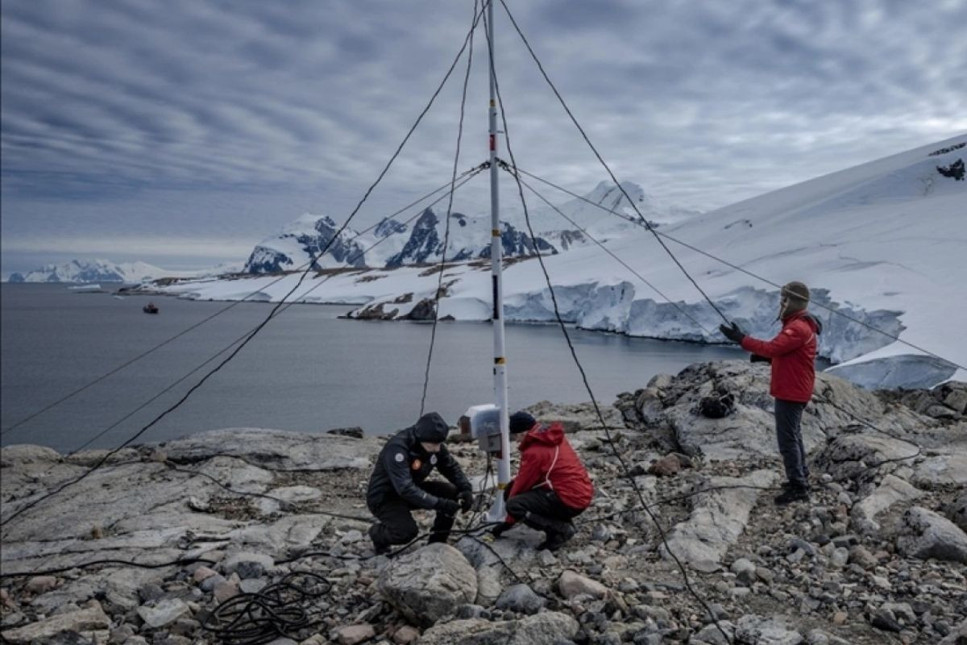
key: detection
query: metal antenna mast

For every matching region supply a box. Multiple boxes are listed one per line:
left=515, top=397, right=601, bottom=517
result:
left=487, top=0, right=512, bottom=522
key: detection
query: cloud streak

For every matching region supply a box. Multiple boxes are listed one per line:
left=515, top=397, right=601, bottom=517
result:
left=2, top=0, right=965, bottom=274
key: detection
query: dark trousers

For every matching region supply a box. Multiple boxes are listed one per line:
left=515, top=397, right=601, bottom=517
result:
left=506, top=488, right=583, bottom=535
left=775, top=398, right=809, bottom=488
left=368, top=480, right=458, bottom=548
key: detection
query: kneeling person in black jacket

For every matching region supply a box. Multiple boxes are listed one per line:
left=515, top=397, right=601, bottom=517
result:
left=366, top=412, right=473, bottom=554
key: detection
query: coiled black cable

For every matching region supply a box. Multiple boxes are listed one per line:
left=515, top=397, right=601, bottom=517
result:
left=201, top=571, right=332, bottom=645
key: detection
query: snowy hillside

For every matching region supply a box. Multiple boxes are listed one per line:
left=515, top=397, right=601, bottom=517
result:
left=154, top=135, right=967, bottom=390
left=518, top=180, right=700, bottom=240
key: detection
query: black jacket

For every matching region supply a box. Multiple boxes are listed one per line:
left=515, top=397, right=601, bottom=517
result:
left=366, top=425, right=471, bottom=510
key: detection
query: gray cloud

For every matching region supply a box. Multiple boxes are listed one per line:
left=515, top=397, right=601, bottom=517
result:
left=2, top=0, right=965, bottom=274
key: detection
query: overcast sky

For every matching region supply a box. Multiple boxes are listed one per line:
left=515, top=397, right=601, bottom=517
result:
left=2, top=0, right=965, bottom=275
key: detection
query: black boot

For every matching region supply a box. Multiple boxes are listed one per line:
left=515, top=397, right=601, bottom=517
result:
left=368, top=524, right=390, bottom=555
left=537, top=520, right=577, bottom=552
left=428, top=509, right=456, bottom=545
left=774, top=484, right=809, bottom=506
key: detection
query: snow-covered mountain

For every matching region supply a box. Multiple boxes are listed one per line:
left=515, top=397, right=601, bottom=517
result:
left=6, top=259, right=171, bottom=284
left=155, top=134, right=967, bottom=390
left=243, top=209, right=555, bottom=273
left=242, top=181, right=693, bottom=273
left=5, top=259, right=242, bottom=284
left=520, top=180, right=699, bottom=241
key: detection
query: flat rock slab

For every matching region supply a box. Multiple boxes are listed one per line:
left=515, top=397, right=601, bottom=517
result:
left=660, top=469, right=778, bottom=567
left=160, top=427, right=380, bottom=470
left=913, top=453, right=967, bottom=488
left=2, top=601, right=110, bottom=643
left=1, top=428, right=377, bottom=576
left=852, top=474, right=924, bottom=534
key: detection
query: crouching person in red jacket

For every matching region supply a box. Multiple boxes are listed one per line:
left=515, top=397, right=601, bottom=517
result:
left=490, top=411, right=593, bottom=551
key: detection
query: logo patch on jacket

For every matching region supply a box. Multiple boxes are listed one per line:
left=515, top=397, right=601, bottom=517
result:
left=430, top=455, right=438, bottom=465
left=395, top=453, right=405, bottom=463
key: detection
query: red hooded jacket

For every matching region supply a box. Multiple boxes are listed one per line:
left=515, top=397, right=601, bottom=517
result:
left=505, top=421, right=593, bottom=523
left=740, top=310, right=820, bottom=403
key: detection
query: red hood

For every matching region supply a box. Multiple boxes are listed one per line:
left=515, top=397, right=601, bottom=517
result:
left=782, top=309, right=822, bottom=335
left=519, top=422, right=564, bottom=450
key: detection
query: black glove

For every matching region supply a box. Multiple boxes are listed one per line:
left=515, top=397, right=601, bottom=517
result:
left=436, top=498, right=460, bottom=515
left=719, top=322, right=746, bottom=344
left=458, top=490, right=474, bottom=513
left=750, top=353, right=771, bottom=364
left=490, top=522, right=511, bottom=539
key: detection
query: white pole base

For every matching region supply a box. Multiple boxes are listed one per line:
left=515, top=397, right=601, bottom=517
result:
left=485, top=495, right=507, bottom=524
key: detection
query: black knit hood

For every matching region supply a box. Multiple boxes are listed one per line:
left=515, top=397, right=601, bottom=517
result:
left=412, top=412, right=449, bottom=443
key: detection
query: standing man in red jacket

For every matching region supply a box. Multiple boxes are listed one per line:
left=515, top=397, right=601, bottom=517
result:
left=490, top=411, right=594, bottom=551
left=720, top=281, right=822, bottom=505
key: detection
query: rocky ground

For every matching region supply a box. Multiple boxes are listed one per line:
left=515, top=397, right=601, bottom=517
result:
left=1, top=361, right=966, bottom=645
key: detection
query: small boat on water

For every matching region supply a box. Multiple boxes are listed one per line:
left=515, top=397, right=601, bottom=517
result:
left=143, top=302, right=159, bottom=314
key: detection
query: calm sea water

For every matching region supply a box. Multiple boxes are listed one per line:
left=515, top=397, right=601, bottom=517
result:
left=1, top=284, right=743, bottom=453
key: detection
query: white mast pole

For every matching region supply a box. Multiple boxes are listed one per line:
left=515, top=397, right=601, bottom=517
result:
left=487, top=0, right=511, bottom=522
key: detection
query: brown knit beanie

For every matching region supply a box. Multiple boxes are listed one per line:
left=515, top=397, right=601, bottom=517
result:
left=780, top=281, right=810, bottom=318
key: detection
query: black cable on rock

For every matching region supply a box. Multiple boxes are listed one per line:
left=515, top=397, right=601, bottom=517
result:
left=201, top=571, right=332, bottom=645
left=811, top=386, right=923, bottom=469
left=0, top=556, right=217, bottom=581
left=208, top=521, right=514, bottom=644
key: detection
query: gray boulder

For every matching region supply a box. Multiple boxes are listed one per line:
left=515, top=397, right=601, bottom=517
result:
left=495, top=583, right=545, bottom=614
left=136, top=597, right=190, bottom=628
left=945, top=492, right=967, bottom=532
left=813, top=434, right=920, bottom=485
left=377, top=543, right=477, bottom=627
left=734, top=614, right=803, bottom=644
left=558, top=570, right=609, bottom=600
left=418, top=612, right=578, bottom=645
left=938, top=618, right=967, bottom=645
left=896, top=506, right=967, bottom=563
